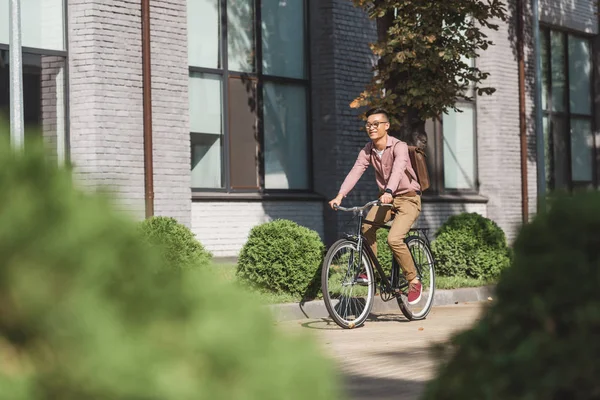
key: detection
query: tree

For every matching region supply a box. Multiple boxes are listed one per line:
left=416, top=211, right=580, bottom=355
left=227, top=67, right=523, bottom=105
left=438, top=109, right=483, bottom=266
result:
left=350, top=0, right=507, bottom=143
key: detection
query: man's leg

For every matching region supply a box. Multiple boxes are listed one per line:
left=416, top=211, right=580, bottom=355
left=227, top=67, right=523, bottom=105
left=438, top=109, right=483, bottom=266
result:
left=387, top=196, right=422, bottom=303
left=361, top=204, right=393, bottom=257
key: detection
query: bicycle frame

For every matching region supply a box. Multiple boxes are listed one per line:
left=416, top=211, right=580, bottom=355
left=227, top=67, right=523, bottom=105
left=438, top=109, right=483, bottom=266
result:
left=342, top=205, right=431, bottom=297
left=342, top=206, right=399, bottom=295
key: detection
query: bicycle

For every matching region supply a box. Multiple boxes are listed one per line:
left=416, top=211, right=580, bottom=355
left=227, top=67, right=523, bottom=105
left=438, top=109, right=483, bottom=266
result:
left=321, top=199, right=436, bottom=329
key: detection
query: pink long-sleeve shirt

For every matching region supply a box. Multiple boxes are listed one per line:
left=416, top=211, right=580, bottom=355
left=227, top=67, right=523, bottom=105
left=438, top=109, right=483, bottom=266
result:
left=338, top=135, right=421, bottom=197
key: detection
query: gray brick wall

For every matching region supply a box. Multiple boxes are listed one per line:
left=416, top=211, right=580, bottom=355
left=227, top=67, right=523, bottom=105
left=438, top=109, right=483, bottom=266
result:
left=68, top=0, right=191, bottom=225
left=476, top=7, right=525, bottom=242
left=310, top=0, right=379, bottom=246
left=539, top=0, right=598, bottom=34
left=41, top=55, right=67, bottom=164
left=191, top=202, right=324, bottom=257
left=150, top=0, right=191, bottom=227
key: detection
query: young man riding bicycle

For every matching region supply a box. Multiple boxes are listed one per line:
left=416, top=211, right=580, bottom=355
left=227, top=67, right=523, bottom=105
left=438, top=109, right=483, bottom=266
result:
left=329, top=107, right=423, bottom=305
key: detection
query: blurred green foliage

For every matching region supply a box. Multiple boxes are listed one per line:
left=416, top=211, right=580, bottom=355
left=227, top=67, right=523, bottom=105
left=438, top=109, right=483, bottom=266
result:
left=423, top=192, right=600, bottom=399
left=0, top=134, right=339, bottom=399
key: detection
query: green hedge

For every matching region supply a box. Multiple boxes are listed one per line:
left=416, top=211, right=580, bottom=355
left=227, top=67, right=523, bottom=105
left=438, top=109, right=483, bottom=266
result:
left=423, top=192, right=600, bottom=399
left=0, top=139, right=339, bottom=400
left=237, top=219, right=325, bottom=298
left=431, top=212, right=511, bottom=280
left=139, top=215, right=212, bottom=270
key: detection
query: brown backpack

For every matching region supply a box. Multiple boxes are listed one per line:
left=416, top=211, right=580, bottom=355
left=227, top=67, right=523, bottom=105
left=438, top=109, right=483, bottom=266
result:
left=407, top=146, right=430, bottom=192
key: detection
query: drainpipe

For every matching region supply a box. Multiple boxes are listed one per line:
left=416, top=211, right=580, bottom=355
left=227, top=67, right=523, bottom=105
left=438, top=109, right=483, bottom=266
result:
left=532, top=0, right=547, bottom=213
left=142, top=0, right=154, bottom=218
left=517, top=0, right=528, bottom=223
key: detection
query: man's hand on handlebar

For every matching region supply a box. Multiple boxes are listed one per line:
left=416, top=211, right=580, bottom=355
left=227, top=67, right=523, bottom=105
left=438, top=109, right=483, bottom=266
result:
left=329, top=195, right=344, bottom=210
left=380, top=192, right=393, bottom=204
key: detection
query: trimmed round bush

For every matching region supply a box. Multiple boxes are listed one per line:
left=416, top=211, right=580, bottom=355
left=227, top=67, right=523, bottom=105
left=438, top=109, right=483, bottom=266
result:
left=431, top=212, right=511, bottom=280
left=139, top=215, right=212, bottom=270
left=0, top=139, right=339, bottom=400
left=423, top=192, right=600, bottom=399
left=237, top=219, right=325, bottom=297
left=376, top=229, right=394, bottom=275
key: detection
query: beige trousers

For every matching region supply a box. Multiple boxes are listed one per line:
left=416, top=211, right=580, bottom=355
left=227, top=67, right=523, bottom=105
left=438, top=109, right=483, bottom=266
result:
left=361, top=195, right=422, bottom=281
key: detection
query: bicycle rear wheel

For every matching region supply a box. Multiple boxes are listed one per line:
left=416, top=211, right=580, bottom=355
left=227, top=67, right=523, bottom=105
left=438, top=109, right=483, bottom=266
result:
left=397, top=235, right=436, bottom=321
left=321, top=239, right=375, bottom=329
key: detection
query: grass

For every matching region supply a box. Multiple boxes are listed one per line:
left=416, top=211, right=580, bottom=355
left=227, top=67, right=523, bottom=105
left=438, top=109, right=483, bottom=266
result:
left=209, top=263, right=303, bottom=305
left=210, top=263, right=496, bottom=304
left=435, top=276, right=495, bottom=290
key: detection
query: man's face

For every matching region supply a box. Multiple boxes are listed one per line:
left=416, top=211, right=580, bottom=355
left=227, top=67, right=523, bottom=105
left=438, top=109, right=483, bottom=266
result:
left=365, top=113, right=389, bottom=141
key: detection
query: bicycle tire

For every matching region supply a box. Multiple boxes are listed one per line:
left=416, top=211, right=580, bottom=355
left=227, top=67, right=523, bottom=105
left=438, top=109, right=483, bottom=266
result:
left=397, top=235, right=436, bottom=321
left=321, top=239, right=375, bottom=329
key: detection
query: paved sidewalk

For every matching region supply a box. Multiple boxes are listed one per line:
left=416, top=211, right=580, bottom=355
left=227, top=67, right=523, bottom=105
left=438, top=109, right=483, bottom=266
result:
left=277, top=303, right=486, bottom=400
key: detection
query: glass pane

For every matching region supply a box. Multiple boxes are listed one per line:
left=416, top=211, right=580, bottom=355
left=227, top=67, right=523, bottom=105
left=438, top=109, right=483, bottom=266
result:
left=263, top=82, right=309, bottom=189
left=229, top=77, right=258, bottom=188
left=188, top=0, right=220, bottom=68
left=550, top=31, right=566, bottom=112
left=261, top=0, right=305, bottom=79
left=0, top=0, right=65, bottom=51
left=189, top=73, right=223, bottom=188
left=443, top=104, right=476, bottom=190
left=568, top=36, right=592, bottom=115
left=189, top=72, right=222, bottom=134
left=570, top=118, right=593, bottom=182
left=550, top=117, right=569, bottom=191
left=191, top=133, right=223, bottom=188
left=0, top=51, right=67, bottom=160
left=228, top=0, right=255, bottom=72
left=543, top=116, right=551, bottom=188
left=541, top=31, right=549, bottom=111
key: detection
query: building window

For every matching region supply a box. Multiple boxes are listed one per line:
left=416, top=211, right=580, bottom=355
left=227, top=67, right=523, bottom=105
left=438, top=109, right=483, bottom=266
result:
left=424, top=51, right=478, bottom=195
left=188, top=0, right=310, bottom=192
left=541, top=28, right=596, bottom=191
left=0, top=0, right=67, bottom=161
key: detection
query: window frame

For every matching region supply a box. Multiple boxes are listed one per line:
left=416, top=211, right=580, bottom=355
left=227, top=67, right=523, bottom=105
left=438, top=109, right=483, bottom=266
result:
left=189, top=0, right=313, bottom=196
left=540, top=25, right=597, bottom=191
left=0, top=0, right=69, bottom=163
left=425, top=97, right=480, bottom=196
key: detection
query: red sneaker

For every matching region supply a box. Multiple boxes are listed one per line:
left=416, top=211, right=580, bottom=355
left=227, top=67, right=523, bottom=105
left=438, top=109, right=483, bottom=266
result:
left=356, top=273, right=369, bottom=286
left=407, top=281, right=422, bottom=304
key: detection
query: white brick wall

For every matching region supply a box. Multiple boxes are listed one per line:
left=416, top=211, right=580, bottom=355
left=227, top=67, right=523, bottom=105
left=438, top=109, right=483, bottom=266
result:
left=191, top=201, right=325, bottom=257
left=150, top=0, right=191, bottom=227
left=419, top=202, right=488, bottom=237
left=540, top=0, right=598, bottom=34
left=68, top=0, right=191, bottom=225
left=476, top=11, right=524, bottom=242
left=68, top=0, right=146, bottom=218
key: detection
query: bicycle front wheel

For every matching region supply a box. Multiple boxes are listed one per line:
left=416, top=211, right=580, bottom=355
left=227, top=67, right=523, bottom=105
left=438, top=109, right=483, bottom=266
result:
left=397, top=235, right=436, bottom=321
left=321, top=239, right=375, bottom=329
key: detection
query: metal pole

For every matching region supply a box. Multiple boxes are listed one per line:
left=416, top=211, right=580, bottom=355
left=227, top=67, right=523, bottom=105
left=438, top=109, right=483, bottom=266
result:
left=9, top=0, right=24, bottom=150
left=532, top=0, right=547, bottom=213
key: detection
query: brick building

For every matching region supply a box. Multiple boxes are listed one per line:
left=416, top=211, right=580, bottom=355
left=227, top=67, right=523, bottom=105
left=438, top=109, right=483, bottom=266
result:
left=1, top=0, right=598, bottom=258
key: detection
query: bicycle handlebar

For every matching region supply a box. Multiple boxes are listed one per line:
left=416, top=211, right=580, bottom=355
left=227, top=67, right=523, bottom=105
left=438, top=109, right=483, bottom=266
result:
left=332, top=199, right=393, bottom=212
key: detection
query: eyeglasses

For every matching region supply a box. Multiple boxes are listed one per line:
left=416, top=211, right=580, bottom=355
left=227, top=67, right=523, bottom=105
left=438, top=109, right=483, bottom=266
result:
left=365, top=121, right=388, bottom=130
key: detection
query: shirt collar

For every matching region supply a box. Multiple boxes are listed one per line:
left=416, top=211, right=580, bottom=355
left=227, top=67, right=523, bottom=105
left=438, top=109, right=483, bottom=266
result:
left=371, top=135, right=396, bottom=152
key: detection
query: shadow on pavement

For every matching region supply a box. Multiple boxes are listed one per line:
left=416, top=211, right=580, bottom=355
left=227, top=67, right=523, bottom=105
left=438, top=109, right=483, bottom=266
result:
left=341, top=371, right=427, bottom=400
left=299, top=312, right=411, bottom=330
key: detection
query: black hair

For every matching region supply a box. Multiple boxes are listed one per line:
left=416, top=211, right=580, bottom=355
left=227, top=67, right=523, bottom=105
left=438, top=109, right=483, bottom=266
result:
left=365, top=107, right=389, bottom=120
